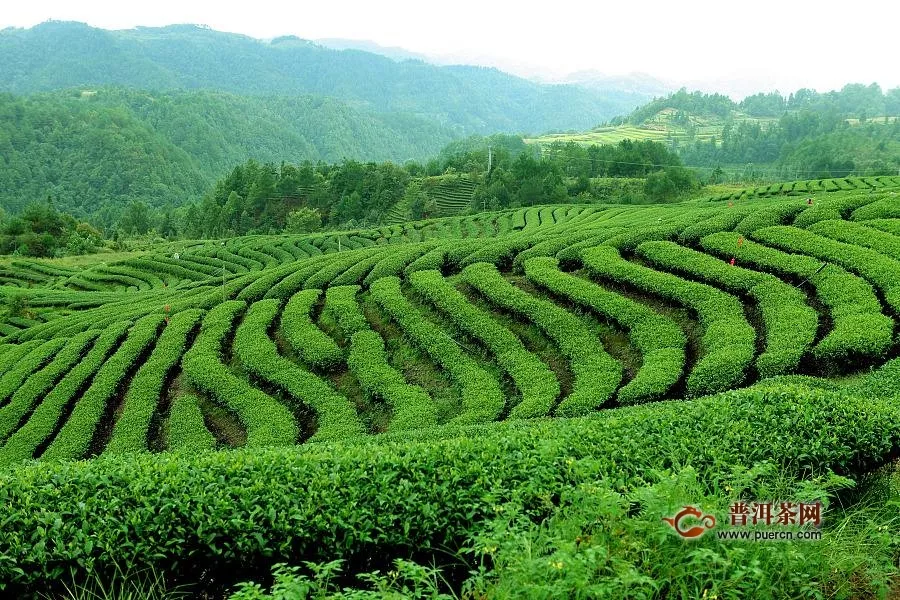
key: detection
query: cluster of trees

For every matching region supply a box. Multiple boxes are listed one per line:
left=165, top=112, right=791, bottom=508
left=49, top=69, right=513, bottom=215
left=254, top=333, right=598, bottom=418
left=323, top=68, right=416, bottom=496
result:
left=620, top=89, right=734, bottom=124
left=680, top=113, right=899, bottom=178
left=182, top=160, right=411, bottom=238
left=176, top=137, right=696, bottom=238
left=616, top=84, right=900, bottom=180
left=620, top=84, right=900, bottom=124
left=0, top=201, right=103, bottom=257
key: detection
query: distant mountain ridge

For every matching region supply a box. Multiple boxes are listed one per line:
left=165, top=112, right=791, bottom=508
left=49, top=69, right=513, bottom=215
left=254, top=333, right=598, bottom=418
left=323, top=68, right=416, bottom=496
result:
left=0, top=21, right=650, bottom=134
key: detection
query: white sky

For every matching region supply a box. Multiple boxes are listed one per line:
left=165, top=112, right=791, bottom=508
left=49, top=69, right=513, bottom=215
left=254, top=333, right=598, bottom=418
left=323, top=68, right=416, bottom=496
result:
left=3, top=0, right=898, bottom=97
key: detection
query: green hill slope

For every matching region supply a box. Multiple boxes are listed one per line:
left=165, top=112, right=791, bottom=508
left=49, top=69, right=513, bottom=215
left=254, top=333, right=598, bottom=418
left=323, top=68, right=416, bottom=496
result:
left=0, top=89, right=454, bottom=215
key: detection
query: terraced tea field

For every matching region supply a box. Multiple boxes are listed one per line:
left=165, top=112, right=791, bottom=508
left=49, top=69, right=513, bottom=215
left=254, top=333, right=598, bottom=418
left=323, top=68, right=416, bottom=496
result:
left=2, top=176, right=900, bottom=597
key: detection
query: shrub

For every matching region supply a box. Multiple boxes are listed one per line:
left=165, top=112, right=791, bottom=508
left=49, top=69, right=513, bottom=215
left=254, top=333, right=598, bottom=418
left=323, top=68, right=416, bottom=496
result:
left=461, top=262, right=621, bottom=415
left=0, top=322, right=131, bottom=466
left=182, top=301, right=298, bottom=447
left=281, top=289, right=344, bottom=369
left=165, top=393, right=216, bottom=453
left=234, top=299, right=363, bottom=441
left=700, top=232, right=892, bottom=362
left=524, top=257, right=685, bottom=403
left=409, top=270, right=559, bottom=418
left=752, top=225, right=900, bottom=313
left=105, top=309, right=204, bottom=454
left=40, top=315, right=165, bottom=461
left=370, top=277, right=504, bottom=425
left=0, top=382, right=896, bottom=592
left=582, top=245, right=754, bottom=396
left=636, top=241, right=817, bottom=378
left=348, top=330, right=438, bottom=431
left=0, top=331, right=97, bottom=444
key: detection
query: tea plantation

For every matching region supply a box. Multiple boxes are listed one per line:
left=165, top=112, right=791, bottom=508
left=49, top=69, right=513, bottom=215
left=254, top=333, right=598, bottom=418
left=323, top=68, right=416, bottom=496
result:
left=1, top=176, right=900, bottom=598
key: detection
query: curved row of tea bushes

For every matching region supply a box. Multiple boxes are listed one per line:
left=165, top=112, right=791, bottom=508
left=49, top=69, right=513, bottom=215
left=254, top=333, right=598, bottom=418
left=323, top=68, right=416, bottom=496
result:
left=165, top=393, right=216, bottom=453
left=523, top=257, right=685, bottom=403
left=409, top=270, right=559, bottom=418
left=1, top=381, right=897, bottom=591
left=304, top=249, right=382, bottom=290
left=41, top=315, right=165, bottom=461
left=792, top=193, right=879, bottom=228
left=330, top=249, right=392, bottom=286
left=752, top=225, right=900, bottom=312
left=347, top=330, right=438, bottom=431
left=362, top=243, right=435, bottom=285
left=0, top=323, right=130, bottom=465
left=807, top=219, right=900, bottom=261
left=323, top=286, right=369, bottom=337
left=281, top=289, right=344, bottom=369
left=104, top=309, right=204, bottom=454
left=461, top=262, right=621, bottom=415
left=234, top=299, right=363, bottom=441
left=0, top=339, right=61, bottom=403
left=0, top=332, right=97, bottom=443
left=700, top=232, right=893, bottom=361
left=582, top=245, right=755, bottom=396
left=0, top=341, right=43, bottom=375
left=262, top=255, right=334, bottom=300
left=635, top=241, right=817, bottom=378
left=734, top=200, right=809, bottom=234
left=237, top=262, right=306, bottom=303
left=851, top=197, right=900, bottom=221
left=182, top=301, right=298, bottom=447
left=370, top=276, right=505, bottom=425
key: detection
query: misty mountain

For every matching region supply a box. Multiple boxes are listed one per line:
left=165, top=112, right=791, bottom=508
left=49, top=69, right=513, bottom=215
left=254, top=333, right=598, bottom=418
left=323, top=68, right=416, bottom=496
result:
left=314, top=38, right=431, bottom=63
left=0, top=21, right=648, bottom=134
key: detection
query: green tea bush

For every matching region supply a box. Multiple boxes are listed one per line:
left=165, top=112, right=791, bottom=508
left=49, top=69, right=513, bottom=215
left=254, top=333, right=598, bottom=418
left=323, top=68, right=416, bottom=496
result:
left=323, top=285, right=369, bottom=337
left=0, top=331, right=96, bottom=444
left=331, top=249, right=391, bottom=286
left=582, top=245, right=754, bottom=396
left=700, top=232, right=892, bottom=362
left=304, top=250, right=381, bottom=289
left=636, top=241, right=817, bottom=378
left=165, top=393, right=216, bottom=453
left=183, top=301, right=298, bottom=447
left=461, top=262, right=621, bottom=415
left=281, top=289, right=344, bottom=369
left=363, top=243, right=435, bottom=285
left=370, top=276, right=504, bottom=425
left=0, top=382, right=897, bottom=592
left=105, top=309, right=204, bottom=454
left=734, top=200, right=808, bottom=234
left=0, top=323, right=130, bottom=465
left=42, top=315, right=165, bottom=461
left=409, top=270, right=559, bottom=418
left=524, top=257, right=685, bottom=403
left=234, top=299, right=363, bottom=441
left=809, top=219, right=900, bottom=260
left=348, top=330, right=437, bottom=431
left=752, top=225, right=900, bottom=312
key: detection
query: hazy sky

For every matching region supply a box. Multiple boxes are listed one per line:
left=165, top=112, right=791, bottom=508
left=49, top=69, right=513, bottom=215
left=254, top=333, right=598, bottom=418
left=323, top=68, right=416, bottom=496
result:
left=4, top=0, right=898, bottom=97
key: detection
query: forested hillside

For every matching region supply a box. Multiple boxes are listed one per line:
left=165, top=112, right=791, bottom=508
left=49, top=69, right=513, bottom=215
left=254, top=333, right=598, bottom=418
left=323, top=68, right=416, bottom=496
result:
left=0, top=22, right=646, bottom=133
left=0, top=89, right=456, bottom=217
